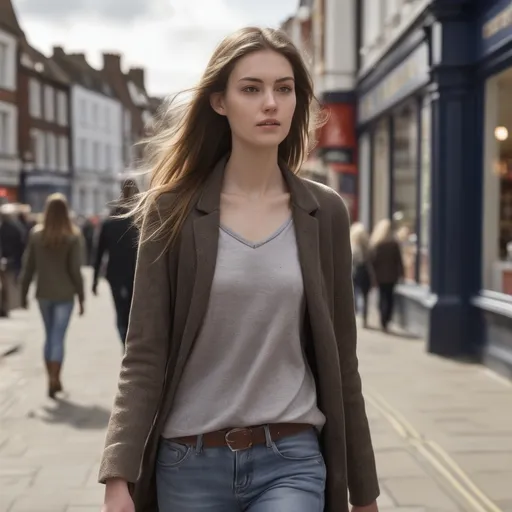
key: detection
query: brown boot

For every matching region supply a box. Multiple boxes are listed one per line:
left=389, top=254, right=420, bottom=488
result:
left=48, top=362, right=61, bottom=399
left=53, top=362, right=63, bottom=393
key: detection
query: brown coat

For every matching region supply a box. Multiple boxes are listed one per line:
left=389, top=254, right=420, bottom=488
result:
left=371, top=239, right=404, bottom=285
left=98, top=156, right=380, bottom=512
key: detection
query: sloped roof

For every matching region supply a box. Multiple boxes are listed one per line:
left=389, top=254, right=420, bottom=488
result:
left=0, top=0, right=23, bottom=36
left=19, top=39, right=70, bottom=85
left=52, top=49, right=116, bottom=98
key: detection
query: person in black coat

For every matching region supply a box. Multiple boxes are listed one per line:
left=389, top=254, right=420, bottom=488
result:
left=92, top=180, right=139, bottom=344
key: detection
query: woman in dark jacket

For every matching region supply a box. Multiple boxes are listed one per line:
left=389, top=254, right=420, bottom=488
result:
left=370, top=219, right=404, bottom=332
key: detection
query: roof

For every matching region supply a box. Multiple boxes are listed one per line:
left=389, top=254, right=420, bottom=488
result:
left=101, top=53, right=150, bottom=110
left=51, top=49, right=116, bottom=98
left=19, top=39, right=70, bottom=86
left=0, top=0, right=23, bottom=36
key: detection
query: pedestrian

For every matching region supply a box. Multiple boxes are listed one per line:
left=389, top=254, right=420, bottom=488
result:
left=92, top=180, right=139, bottom=345
left=369, top=219, right=404, bottom=332
left=99, top=27, right=379, bottom=512
left=19, top=193, right=85, bottom=399
left=350, top=222, right=375, bottom=328
left=0, top=204, right=26, bottom=315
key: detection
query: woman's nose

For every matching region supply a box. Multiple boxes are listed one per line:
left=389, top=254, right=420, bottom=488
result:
left=263, top=92, right=277, bottom=112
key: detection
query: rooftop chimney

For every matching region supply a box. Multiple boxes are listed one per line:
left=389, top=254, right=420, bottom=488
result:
left=102, top=53, right=122, bottom=72
left=68, top=52, right=87, bottom=64
left=127, top=67, right=145, bottom=90
left=52, top=46, right=66, bottom=57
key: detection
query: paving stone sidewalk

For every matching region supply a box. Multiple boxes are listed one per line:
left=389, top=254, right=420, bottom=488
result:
left=0, top=276, right=511, bottom=511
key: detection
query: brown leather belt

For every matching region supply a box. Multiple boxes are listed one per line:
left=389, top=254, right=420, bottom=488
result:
left=170, top=423, right=312, bottom=452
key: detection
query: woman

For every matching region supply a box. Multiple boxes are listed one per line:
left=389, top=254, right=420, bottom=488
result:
left=99, top=28, right=379, bottom=512
left=370, top=219, right=404, bottom=332
left=350, top=222, right=374, bottom=328
left=20, top=193, right=85, bottom=398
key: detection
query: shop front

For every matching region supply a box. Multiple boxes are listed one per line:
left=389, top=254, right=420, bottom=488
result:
left=357, top=34, right=433, bottom=333
left=357, top=3, right=488, bottom=360
left=24, top=172, right=71, bottom=213
left=316, top=93, right=358, bottom=221
left=473, top=0, right=512, bottom=377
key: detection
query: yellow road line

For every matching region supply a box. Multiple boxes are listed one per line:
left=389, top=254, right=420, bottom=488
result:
left=365, top=389, right=502, bottom=512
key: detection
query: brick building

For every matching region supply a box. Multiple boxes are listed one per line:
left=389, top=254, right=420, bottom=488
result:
left=18, top=39, right=72, bottom=211
left=0, top=0, right=22, bottom=203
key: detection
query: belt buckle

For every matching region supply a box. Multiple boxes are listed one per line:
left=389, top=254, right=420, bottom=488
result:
left=225, top=427, right=253, bottom=452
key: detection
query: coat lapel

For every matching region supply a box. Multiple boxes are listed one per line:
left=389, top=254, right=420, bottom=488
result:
left=281, top=166, right=327, bottom=322
left=174, top=156, right=227, bottom=367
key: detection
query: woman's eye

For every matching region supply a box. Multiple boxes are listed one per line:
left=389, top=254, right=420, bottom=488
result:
left=243, top=86, right=259, bottom=93
left=278, top=86, right=293, bottom=93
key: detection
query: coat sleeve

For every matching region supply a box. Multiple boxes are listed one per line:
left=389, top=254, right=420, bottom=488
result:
left=19, top=231, right=36, bottom=303
left=330, top=194, right=380, bottom=507
left=98, top=204, right=171, bottom=484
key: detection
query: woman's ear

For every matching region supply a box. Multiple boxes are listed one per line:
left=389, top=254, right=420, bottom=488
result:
left=210, top=92, right=227, bottom=116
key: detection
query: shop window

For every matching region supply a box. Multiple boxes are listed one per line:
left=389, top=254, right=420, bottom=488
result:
left=482, top=72, right=512, bottom=296
left=419, top=99, right=431, bottom=285
left=372, top=118, right=390, bottom=228
left=392, top=102, right=418, bottom=282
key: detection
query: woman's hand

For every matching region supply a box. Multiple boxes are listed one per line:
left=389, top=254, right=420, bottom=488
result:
left=352, top=501, right=379, bottom=512
left=101, top=478, right=135, bottom=512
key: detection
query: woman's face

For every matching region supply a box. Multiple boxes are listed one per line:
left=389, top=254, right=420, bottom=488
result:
left=211, top=49, right=297, bottom=149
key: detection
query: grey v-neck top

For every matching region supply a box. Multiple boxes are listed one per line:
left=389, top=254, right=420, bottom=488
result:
left=162, top=218, right=326, bottom=438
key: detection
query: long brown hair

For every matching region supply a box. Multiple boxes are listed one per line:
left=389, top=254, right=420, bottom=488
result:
left=41, top=193, right=78, bottom=246
left=131, top=27, right=324, bottom=248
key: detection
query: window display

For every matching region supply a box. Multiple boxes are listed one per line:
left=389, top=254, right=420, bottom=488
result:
left=420, top=99, right=431, bottom=285
left=372, top=119, right=390, bottom=228
left=483, top=71, right=512, bottom=295
left=392, top=102, right=418, bottom=282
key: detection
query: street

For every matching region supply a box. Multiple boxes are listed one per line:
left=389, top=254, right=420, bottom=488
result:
left=0, top=276, right=512, bottom=512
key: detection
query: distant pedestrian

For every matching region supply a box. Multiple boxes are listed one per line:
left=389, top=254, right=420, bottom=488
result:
left=370, top=219, right=404, bottom=332
left=350, top=222, right=375, bottom=328
left=0, top=205, right=26, bottom=315
left=19, top=193, right=85, bottom=399
left=92, top=180, right=139, bottom=345
left=99, top=27, right=379, bottom=512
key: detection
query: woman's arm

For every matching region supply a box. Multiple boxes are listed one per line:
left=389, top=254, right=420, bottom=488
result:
left=331, top=195, right=380, bottom=507
left=19, top=232, right=36, bottom=307
left=98, top=202, right=172, bottom=485
left=68, top=235, right=85, bottom=308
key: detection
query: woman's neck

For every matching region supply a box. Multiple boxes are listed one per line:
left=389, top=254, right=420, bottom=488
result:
left=223, top=143, right=286, bottom=198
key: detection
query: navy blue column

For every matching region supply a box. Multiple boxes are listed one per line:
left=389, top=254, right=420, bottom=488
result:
left=427, top=3, right=482, bottom=356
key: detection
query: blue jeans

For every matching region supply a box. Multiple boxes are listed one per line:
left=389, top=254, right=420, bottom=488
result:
left=38, top=299, right=74, bottom=362
left=156, top=427, right=326, bottom=511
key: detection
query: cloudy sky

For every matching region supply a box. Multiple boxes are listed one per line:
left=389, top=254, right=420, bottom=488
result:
left=13, top=0, right=298, bottom=97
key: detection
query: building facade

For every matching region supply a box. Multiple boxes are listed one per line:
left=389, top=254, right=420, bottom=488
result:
left=18, top=40, right=72, bottom=211
left=101, top=53, right=154, bottom=189
left=357, top=0, right=512, bottom=377
left=52, top=48, right=123, bottom=216
left=0, top=0, right=22, bottom=204
left=283, top=0, right=359, bottom=220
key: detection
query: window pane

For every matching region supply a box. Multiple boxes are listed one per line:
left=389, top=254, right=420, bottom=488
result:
left=420, top=100, right=431, bottom=285
left=392, top=102, right=418, bottom=282
left=483, top=72, right=512, bottom=295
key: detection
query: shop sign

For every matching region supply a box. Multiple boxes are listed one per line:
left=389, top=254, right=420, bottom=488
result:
left=479, top=0, right=512, bottom=57
left=358, top=43, right=429, bottom=124
left=25, top=174, right=70, bottom=187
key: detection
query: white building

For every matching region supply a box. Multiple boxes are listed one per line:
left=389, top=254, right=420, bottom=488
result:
left=0, top=24, right=21, bottom=203
left=52, top=48, right=124, bottom=216
left=359, top=0, right=431, bottom=75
